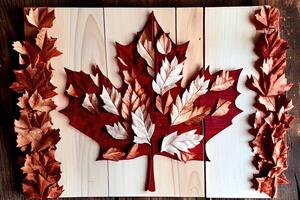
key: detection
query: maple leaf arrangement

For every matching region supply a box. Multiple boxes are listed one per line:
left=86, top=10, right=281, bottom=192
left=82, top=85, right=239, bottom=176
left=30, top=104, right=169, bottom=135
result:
left=248, top=6, right=294, bottom=198
left=10, top=8, right=63, bottom=199
left=61, top=12, right=242, bottom=191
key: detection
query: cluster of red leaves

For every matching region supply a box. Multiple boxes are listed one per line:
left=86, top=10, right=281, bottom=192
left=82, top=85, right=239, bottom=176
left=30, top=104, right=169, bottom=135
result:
left=61, top=13, right=241, bottom=191
left=11, top=8, right=63, bottom=199
left=248, top=6, right=294, bottom=198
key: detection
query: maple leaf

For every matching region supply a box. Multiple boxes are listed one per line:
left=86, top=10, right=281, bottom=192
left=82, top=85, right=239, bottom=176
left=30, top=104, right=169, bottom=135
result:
left=100, top=86, right=121, bottom=115
left=210, top=70, right=234, bottom=91
left=21, top=150, right=63, bottom=199
left=156, top=33, right=172, bottom=55
left=211, top=98, right=231, bottom=116
left=254, top=6, right=279, bottom=34
left=102, top=147, right=126, bottom=161
left=161, top=130, right=203, bottom=161
left=106, top=122, right=128, bottom=140
left=61, top=13, right=241, bottom=192
left=132, top=107, right=155, bottom=145
left=10, top=65, right=57, bottom=98
left=170, top=75, right=209, bottom=125
left=26, top=8, right=56, bottom=29
left=82, top=93, right=99, bottom=113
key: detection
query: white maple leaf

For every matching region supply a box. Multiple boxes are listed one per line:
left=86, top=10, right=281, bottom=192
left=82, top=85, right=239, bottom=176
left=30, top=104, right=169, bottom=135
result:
left=100, top=86, right=121, bottom=115
left=26, top=8, right=39, bottom=28
left=12, top=41, right=27, bottom=55
left=161, top=129, right=203, bottom=161
left=152, top=57, right=183, bottom=95
left=210, top=71, right=234, bottom=91
left=171, top=75, right=209, bottom=125
left=137, top=39, right=155, bottom=77
left=261, top=58, right=274, bottom=75
left=106, top=122, right=128, bottom=140
left=131, top=107, right=155, bottom=145
left=156, top=33, right=172, bottom=55
left=82, top=93, right=99, bottom=113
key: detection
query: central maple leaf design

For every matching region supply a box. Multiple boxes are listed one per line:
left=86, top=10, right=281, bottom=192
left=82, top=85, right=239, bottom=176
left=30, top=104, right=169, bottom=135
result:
left=60, top=13, right=242, bottom=191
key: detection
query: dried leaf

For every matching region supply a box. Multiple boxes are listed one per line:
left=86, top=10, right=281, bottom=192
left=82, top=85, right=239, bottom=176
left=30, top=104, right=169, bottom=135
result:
left=126, top=144, right=140, bottom=159
left=137, top=38, right=155, bottom=77
left=181, top=151, right=196, bottom=163
left=26, top=8, right=55, bottom=29
left=156, top=33, right=172, bottom=55
left=185, top=106, right=212, bottom=125
left=171, top=75, right=209, bottom=125
left=255, top=6, right=279, bottom=34
left=28, top=91, right=56, bottom=112
left=131, top=107, right=155, bottom=145
left=210, top=71, right=234, bottom=91
left=268, top=73, right=293, bottom=96
left=258, top=96, right=276, bottom=111
left=103, top=147, right=126, bottom=161
left=66, top=84, right=79, bottom=98
left=211, top=99, right=231, bottom=116
left=152, top=57, right=183, bottom=95
left=105, top=122, right=128, bottom=140
left=13, top=41, right=28, bottom=55
left=100, top=86, right=121, bottom=115
left=82, top=93, right=99, bottom=113
left=261, top=58, right=274, bottom=75
left=155, top=92, right=173, bottom=114
left=161, top=130, right=203, bottom=161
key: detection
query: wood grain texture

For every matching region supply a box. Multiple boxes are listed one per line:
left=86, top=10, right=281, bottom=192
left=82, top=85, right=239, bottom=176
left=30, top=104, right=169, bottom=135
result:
left=0, top=0, right=299, bottom=200
left=204, top=7, right=268, bottom=198
left=48, top=8, right=109, bottom=197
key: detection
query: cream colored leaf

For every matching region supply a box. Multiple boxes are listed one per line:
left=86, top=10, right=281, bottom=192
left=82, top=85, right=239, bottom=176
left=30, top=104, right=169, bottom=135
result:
left=26, top=8, right=39, bottom=28
left=12, top=41, right=27, bottom=55
left=171, top=75, right=209, bottom=125
left=90, top=73, right=99, bottom=87
left=103, top=147, right=125, bottom=161
left=211, top=71, right=234, bottom=91
left=35, top=28, right=47, bottom=50
left=82, top=93, right=99, bottom=113
left=211, top=99, right=231, bottom=116
left=131, top=107, right=155, bottom=145
left=137, top=39, right=155, bottom=77
left=161, top=129, right=203, bottom=161
left=261, top=58, right=273, bottom=75
left=156, top=33, right=172, bottom=55
left=152, top=57, right=183, bottom=95
left=105, top=122, right=128, bottom=140
left=258, top=96, right=276, bottom=111
left=66, top=84, right=79, bottom=98
left=268, top=73, right=293, bottom=96
left=100, top=86, right=121, bottom=115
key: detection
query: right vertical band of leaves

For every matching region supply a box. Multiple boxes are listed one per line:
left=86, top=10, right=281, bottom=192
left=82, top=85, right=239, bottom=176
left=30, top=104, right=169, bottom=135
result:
left=248, top=6, right=294, bottom=198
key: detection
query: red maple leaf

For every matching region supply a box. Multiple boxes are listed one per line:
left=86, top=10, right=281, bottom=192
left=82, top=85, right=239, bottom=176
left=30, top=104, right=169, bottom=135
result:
left=60, top=13, right=241, bottom=191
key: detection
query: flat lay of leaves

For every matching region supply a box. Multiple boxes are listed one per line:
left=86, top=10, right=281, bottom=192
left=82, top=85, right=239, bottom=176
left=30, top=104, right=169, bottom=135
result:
left=61, top=12, right=242, bottom=191
left=11, top=8, right=63, bottom=199
left=248, top=6, right=294, bottom=198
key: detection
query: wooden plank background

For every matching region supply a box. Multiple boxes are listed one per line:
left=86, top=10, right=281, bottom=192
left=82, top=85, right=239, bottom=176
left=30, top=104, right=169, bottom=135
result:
left=0, top=0, right=299, bottom=200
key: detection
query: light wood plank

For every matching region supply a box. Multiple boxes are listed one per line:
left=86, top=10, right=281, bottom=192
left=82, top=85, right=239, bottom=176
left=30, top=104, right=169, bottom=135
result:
left=204, top=7, right=268, bottom=198
left=48, top=8, right=109, bottom=197
left=176, top=7, right=205, bottom=197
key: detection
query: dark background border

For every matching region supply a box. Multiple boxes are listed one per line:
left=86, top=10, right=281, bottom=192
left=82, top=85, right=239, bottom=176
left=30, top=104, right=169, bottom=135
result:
left=0, top=0, right=299, bottom=199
